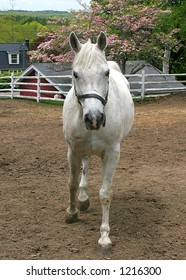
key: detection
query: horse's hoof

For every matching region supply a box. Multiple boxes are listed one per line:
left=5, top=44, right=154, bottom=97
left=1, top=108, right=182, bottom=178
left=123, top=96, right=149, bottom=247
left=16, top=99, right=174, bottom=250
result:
left=65, top=210, right=78, bottom=224
left=98, top=236, right=112, bottom=255
left=77, top=198, right=90, bottom=211
left=99, top=244, right=112, bottom=255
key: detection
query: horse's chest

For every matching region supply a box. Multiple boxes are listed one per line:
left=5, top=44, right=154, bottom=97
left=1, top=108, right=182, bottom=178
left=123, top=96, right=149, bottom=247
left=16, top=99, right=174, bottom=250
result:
left=67, top=129, right=104, bottom=156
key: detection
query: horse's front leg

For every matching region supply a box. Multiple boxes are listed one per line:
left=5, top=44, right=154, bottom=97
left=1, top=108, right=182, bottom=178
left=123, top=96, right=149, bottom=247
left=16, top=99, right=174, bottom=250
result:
left=99, top=146, right=120, bottom=252
left=65, top=147, right=82, bottom=224
left=77, top=156, right=91, bottom=211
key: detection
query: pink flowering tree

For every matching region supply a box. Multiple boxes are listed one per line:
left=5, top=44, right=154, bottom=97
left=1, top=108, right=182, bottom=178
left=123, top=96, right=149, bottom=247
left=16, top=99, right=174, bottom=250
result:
left=29, top=10, right=106, bottom=65
left=29, top=0, right=177, bottom=72
left=89, top=0, right=165, bottom=72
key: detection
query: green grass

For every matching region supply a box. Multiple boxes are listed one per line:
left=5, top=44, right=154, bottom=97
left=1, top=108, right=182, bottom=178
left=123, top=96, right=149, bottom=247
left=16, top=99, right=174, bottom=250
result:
left=40, top=99, right=64, bottom=106
left=0, top=97, right=64, bottom=106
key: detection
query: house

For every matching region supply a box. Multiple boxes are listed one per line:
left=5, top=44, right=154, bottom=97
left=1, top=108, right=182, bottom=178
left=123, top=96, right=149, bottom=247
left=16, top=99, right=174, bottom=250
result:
left=125, top=60, right=185, bottom=95
left=16, top=63, right=72, bottom=99
left=0, top=40, right=29, bottom=73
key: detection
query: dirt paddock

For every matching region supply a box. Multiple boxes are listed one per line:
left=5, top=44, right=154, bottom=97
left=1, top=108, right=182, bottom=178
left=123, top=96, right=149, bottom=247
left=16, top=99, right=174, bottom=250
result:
left=0, top=94, right=186, bottom=260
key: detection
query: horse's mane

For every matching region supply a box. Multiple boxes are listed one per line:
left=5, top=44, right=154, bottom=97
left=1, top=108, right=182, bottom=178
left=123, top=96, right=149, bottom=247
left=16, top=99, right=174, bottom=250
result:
left=72, top=40, right=107, bottom=70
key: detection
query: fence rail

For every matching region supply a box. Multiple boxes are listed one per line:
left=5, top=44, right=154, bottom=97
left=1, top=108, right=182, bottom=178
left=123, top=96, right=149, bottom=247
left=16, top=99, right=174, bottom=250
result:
left=0, top=71, right=186, bottom=102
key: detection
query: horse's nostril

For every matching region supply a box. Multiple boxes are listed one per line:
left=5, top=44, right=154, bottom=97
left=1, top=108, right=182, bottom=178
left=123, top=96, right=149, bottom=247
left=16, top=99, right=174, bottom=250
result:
left=84, top=113, right=92, bottom=129
left=84, top=113, right=91, bottom=123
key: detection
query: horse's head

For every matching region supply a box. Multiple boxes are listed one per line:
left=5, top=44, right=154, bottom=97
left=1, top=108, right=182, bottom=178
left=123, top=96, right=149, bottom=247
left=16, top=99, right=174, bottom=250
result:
left=69, top=32, right=110, bottom=130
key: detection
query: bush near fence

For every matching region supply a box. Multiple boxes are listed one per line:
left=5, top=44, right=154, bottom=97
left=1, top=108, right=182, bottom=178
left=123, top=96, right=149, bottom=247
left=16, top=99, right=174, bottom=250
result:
left=0, top=72, right=21, bottom=90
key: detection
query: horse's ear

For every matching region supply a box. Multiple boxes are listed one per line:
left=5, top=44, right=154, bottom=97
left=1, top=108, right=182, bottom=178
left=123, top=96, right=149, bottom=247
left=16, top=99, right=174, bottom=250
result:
left=69, top=32, right=82, bottom=53
left=97, top=32, right=107, bottom=51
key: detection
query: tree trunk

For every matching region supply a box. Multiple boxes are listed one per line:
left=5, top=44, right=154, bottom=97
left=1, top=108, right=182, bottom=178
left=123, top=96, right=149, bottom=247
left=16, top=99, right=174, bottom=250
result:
left=118, top=56, right=126, bottom=74
left=163, top=47, right=171, bottom=74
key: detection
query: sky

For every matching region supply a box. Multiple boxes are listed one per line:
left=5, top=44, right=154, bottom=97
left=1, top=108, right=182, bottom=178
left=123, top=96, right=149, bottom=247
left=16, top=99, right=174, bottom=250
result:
left=0, top=0, right=90, bottom=11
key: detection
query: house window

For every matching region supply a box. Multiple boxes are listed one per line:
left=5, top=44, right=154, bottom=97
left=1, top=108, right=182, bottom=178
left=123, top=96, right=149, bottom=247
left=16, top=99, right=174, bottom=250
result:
left=8, top=53, right=19, bottom=64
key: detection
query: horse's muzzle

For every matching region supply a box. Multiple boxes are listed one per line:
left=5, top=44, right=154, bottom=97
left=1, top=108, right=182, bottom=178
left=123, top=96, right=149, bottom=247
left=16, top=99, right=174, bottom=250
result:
left=84, top=112, right=106, bottom=130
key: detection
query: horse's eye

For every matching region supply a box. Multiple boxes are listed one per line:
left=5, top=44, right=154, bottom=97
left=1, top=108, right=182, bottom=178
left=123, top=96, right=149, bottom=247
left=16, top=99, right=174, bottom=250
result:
left=73, top=71, right=79, bottom=79
left=105, top=70, right=110, bottom=77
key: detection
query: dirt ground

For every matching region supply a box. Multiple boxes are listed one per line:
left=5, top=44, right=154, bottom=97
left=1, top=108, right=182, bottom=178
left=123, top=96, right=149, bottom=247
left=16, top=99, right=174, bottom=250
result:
left=0, top=94, right=185, bottom=260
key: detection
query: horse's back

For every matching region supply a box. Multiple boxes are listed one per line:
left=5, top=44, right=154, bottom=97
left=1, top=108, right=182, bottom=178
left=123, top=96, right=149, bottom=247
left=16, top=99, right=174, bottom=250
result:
left=108, top=61, right=130, bottom=90
left=108, top=61, right=122, bottom=73
left=106, top=67, right=134, bottom=140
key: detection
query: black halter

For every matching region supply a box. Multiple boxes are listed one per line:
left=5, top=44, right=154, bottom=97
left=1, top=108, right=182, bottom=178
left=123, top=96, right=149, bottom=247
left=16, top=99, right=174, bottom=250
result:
left=76, top=92, right=108, bottom=106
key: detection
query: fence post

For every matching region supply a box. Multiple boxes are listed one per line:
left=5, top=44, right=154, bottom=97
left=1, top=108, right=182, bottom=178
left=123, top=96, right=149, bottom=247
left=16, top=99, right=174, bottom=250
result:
left=11, top=72, right=14, bottom=99
left=37, top=72, right=41, bottom=102
left=141, top=70, right=145, bottom=99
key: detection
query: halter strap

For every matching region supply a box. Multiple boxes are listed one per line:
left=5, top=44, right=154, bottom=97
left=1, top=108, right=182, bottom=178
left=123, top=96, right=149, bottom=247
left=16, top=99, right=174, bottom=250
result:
left=76, top=92, right=108, bottom=106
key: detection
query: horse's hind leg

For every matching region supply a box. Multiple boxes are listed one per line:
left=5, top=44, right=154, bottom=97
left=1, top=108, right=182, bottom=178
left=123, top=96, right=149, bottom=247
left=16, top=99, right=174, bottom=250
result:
left=65, top=147, right=81, bottom=224
left=99, top=146, right=120, bottom=252
left=77, top=156, right=90, bottom=211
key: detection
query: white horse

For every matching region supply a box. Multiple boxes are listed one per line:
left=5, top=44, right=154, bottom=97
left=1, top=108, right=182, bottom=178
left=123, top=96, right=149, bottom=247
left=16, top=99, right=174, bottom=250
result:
left=63, top=32, right=134, bottom=252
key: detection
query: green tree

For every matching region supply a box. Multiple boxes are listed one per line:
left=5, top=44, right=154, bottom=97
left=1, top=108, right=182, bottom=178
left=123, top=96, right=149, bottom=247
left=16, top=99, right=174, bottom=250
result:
left=154, top=0, right=186, bottom=72
left=0, top=15, right=49, bottom=43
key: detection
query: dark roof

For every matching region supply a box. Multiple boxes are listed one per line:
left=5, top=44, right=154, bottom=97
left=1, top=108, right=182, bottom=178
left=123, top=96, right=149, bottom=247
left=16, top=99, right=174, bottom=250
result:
left=0, top=42, right=29, bottom=53
left=17, top=63, right=72, bottom=95
left=126, top=60, right=185, bottom=94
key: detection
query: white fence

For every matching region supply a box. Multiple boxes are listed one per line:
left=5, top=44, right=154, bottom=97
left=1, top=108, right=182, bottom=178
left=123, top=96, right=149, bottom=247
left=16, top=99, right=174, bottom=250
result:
left=127, top=71, right=186, bottom=99
left=0, top=71, right=186, bottom=102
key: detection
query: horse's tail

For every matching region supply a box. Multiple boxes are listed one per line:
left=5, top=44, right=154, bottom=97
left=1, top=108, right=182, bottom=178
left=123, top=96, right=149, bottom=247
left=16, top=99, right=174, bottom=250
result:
left=108, top=61, right=122, bottom=73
